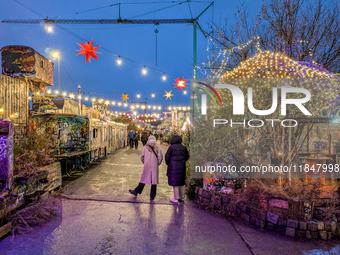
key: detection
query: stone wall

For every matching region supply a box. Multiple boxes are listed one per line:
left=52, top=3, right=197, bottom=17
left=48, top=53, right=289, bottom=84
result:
left=194, top=187, right=340, bottom=240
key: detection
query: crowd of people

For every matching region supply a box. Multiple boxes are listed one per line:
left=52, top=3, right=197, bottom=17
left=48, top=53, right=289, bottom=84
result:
left=127, top=130, right=164, bottom=149
left=127, top=129, right=189, bottom=203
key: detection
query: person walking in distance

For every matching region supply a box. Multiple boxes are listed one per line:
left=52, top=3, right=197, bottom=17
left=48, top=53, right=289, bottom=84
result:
left=141, top=132, right=148, bottom=146
left=129, top=136, right=163, bottom=200
left=165, top=135, right=189, bottom=203
left=159, top=132, right=163, bottom=145
left=128, top=130, right=134, bottom=149
left=134, top=131, right=139, bottom=149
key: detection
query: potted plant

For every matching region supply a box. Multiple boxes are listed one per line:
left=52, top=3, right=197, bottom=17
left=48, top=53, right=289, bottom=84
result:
left=13, top=131, right=54, bottom=185
left=13, top=150, right=49, bottom=185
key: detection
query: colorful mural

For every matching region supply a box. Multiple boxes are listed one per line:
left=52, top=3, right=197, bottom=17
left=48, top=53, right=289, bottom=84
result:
left=0, top=119, right=13, bottom=189
left=1, top=45, right=53, bottom=86
left=31, top=114, right=89, bottom=155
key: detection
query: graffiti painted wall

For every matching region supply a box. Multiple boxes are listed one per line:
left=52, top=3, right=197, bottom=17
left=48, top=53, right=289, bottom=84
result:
left=1, top=45, right=53, bottom=86
left=31, top=114, right=89, bottom=155
left=0, top=119, right=13, bottom=189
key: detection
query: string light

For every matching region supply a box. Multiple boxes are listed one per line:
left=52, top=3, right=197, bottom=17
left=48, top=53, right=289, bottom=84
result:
left=78, top=95, right=82, bottom=99
left=117, top=56, right=122, bottom=65
left=85, top=97, right=88, bottom=101
left=162, top=74, right=166, bottom=81
left=137, top=94, right=140, bottom=98
left=92, top=98, right=96, bottom=102
left=47, top=90, right=51, bottom=94
left=151, top=93, right=155, bottom=98
left=62, top=92, right=67, bottom=96
left=55, top=90, right=59, bottom=95
left=183, top=90, right=187, bottom=95
left=142, top=66, right=147, bottom=75
left=104, top=100, right=110, bottom=105
left=45, top=25, right=53, bottom=33
left=112, top=101, right=116, bottom=105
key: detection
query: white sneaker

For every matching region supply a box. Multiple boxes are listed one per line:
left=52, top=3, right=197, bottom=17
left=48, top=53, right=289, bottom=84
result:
left=170, top=198, right=178, bottom=203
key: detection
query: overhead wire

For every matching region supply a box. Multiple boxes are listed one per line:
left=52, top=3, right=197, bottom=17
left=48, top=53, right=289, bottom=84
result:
left=12, top=0, right=179, bottom=78
left=61, top=62, right=78, bottom=88
left=128, top=1, right=187, bottom=19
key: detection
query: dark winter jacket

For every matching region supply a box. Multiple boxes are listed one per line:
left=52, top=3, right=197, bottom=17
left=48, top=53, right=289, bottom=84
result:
left=165, top=135, right=189, bottom=186
left=141, top=132, right=148, bottom=142
left=133, top=133, right=139, bottom=141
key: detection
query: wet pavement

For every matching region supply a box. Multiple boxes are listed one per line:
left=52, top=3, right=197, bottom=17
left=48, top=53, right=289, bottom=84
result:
left=1, top=142, right=340, bottom=255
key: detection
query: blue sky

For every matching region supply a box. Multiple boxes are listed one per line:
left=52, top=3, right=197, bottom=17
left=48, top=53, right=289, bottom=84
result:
left=0, top=0, right=262, bottom=113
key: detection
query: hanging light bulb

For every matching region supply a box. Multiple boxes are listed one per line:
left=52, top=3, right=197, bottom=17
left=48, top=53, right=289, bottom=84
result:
left=62, top=92, right=67, bottom=96
left=151, top=93, right=155, bottom=98
left=117, top=56, right=122, bottom=65
left=45, top=25, right=53, bottom=33
left=112, top=101, right=116, bottom=105
left=148, top=105, right=151, bottom=109
left=183, top=90, right=187, bottom=95
left=47, top=90, right=51, bottom=94
left=78, top=95, right=82, bottom=99
left=162, top=74, right=166, bottom=81
left=142, top=66, right=147, bottom=75
left=55, top=90, right=59, bottom=95
left=92, top=98, right=96, bottom=102
left=137, top=94, right=140, bottom=98
left=124, top=103, right=127, bottom=107
left=85, top=97, right=88, bottom=101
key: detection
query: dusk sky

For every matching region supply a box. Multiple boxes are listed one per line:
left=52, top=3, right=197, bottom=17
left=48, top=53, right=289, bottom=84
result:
left=0, top=0, right=262, bottom=113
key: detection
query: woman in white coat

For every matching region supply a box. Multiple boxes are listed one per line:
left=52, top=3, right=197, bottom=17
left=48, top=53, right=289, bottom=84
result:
left=129, top=135, right=163, bottom=200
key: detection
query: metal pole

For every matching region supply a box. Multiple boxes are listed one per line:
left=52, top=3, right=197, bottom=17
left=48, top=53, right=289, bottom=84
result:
left=288, top=120, right=292, bottom=185
left=58, top=57, right=61, bottom=93
left=78, top=85, right=81, bottom=115
left=193, top=20, right=197, bottom=79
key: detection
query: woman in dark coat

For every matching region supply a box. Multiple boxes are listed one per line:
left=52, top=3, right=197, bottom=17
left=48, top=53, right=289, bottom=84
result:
left=165, top=135, right=189, bottom=203
left=141, top=132, right=148, bottom=146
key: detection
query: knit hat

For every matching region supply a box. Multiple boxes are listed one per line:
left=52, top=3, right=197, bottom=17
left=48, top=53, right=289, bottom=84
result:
left=147, top=135, right=156, bottom=146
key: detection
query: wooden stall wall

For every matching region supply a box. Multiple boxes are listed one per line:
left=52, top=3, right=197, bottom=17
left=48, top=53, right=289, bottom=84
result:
left=0, top=74, right=29, bottom=143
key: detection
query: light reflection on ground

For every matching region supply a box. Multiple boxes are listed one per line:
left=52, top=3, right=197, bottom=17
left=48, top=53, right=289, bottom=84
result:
left=302, top=245, right=340, bottom=255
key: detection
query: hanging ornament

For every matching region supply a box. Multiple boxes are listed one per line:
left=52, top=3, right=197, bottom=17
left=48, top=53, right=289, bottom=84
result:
left=163, top=90, right=174, bottom=100
left=174, top=77, right=188, bottom=91
left=76, top=39, right=101, bottom=63
left=121, top=93, right=129, bottom=102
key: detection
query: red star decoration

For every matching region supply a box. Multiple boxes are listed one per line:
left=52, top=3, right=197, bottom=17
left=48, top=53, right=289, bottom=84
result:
left=174, top=77, right=188, bottom=91
left=76, top=39, right=101, bottom=63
